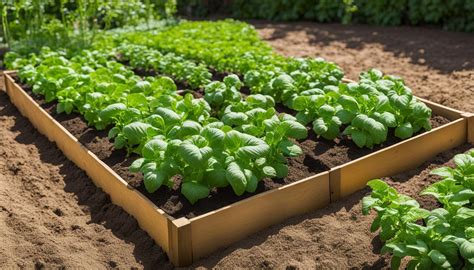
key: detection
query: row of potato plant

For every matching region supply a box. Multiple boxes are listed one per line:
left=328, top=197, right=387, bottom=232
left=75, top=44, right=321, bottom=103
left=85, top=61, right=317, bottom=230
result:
left=363, top=150, right=474, bottom=269
left=5, top=48, right=307, bottom=204
left=112, top=24, right=433, bottom=148
left=112, top=43, right=307, bottom=158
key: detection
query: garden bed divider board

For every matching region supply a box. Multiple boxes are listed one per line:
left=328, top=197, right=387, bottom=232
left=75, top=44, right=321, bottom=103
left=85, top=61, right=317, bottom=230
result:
left=3, top=71, right=471, bottom=266
left=464, top=113, right=474, bottom=143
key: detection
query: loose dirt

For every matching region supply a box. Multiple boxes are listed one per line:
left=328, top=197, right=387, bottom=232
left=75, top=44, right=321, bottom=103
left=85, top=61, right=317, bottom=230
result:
left=0, top=21, right=473, bottom=269
left=0, top=91, right=171, bottom=268
left=254, top=21, right=474, bottom=113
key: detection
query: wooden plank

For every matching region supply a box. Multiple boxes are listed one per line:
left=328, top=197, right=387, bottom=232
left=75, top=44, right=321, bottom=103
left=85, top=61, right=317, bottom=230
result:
left=330, top=118, right=467, bottom=200
left=463, top=113, right=474, bottom=143
left=189, top=172, right=330, bottom=260
left=4, top=73, right=172, bottom=254
left=168, top=218, right=193, bottom=266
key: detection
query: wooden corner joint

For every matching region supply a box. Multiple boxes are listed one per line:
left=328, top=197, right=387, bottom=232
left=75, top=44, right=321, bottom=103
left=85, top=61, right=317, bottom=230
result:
left=168, top=217, right=193, bottom=267
left=462, top=113, right=474, bottom=143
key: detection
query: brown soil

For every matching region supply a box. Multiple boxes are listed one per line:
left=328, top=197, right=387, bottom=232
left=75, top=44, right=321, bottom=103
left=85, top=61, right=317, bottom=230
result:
left=0, top=21, right=473, bottom=269
left=192, top=144, right=472, bottom=269
left=254, top=21, right=474, bottom=113
left=0, top=91, right=172, bottom=269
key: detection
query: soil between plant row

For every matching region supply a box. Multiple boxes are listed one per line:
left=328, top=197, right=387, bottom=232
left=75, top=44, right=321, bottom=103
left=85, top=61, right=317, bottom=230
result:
left=13, top=76, right=451, bottom=219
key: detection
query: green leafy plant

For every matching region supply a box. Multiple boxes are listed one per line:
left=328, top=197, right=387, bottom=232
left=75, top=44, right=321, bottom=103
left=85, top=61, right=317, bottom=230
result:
left=363, top=150, right=474, bottom=269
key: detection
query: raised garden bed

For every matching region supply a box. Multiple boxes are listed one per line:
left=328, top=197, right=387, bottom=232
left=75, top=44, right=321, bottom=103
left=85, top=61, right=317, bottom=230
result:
left=3, top=71, right=473, bottom=266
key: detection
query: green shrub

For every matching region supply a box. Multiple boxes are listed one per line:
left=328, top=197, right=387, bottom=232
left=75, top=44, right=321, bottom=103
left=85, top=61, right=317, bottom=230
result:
left=177, top=0, right=474, bottom=32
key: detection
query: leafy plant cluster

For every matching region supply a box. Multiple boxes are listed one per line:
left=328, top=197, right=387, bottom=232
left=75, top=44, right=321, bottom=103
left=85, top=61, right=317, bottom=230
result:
left=114, top=43, right=212, bottom=89
left=119, top=20, right=285, bottom=74
left=7, top=47, right=306, bottom=204
left=118, top=20, right=432, bottom=148
left=0, top=0, right=177, bottom=53
left=178, top=0, right=474, bottom=32
left=362, top=150, right=474, bottom=269
left=288, top=69, right=432, bottom=147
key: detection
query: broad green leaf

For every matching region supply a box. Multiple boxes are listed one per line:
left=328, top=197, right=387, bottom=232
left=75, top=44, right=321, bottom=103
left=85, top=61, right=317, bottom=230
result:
left=180, top=120, right=202, bottom=137
left=292, top=96, right=310, bottom=111
left=226, top=162, right=247, bottom=196
left=389, top=91, right=412, bottom=109
left=352, top=130, right=367, bottom=148
left=454, top=153, right=473, bottom=169
left=318, top=105, right=335, bottom=118
left=395, top=122, right=414, bottom=139
left=129, top=158, right=145, bottom=173
left=460, top=241, right=474, bottom=259
left=224, top=130, right=243, bottom=151
left=143, top=170, right=166, bottom=193
left=336, top=109, right=355, bottom=124
left=236, top=143, right=270, bottom=160
left=205, top=168, right=228, bottom=188
left=279, top=140, right=303, bottom=157
left=313, top=118, right=328, bottom=135
left=338, top=95, right=359, bottom=112
left=272, top=74, right=294, bottom=91
left=281, top=120, right=308, bottom=139
left=390, top=256, right=401, bottom=270
left=99, top=103, right=126, bottom=121
left=181, top=182, right=210, bottom=204
left=178, top=142, right=212, bottom=166
left=123, top=122, right=152, bottom=145
left=114, top=134, right=126, bottom=149
left=379, top=112, right=397, bottom=128
left=428, top=249, right=450, bottom=267
left=430, top=167, right=454, bottom=179
left=142, top=139, right=167, bottom=159
left=273, top=163, right=289, bottom=178
left=361, top=196, right=377, bottom=215
left=466, top=227, right=474, bottom=239
left=244, top=169, right=259, bottom=193
left=385, top=242, right=407, bottom=257
left=223, top=74, right=242, bottom=89
left=236, top=134, right=269, bottom=159
left=367, top=179, right=390, bottom=191
left=222, top=112, right=248, bottom=126
left=263, top=166, right=277, bottom=177
left=132, top=80, right=151, bottom=92
left=295, top=111, right=313, bottom=125
left=126, top=93, right=148, bottom=108
left=155, top=107, right=181, bottom=125
left=108, top=126, right=120, bottom=139
left=201, top=127, right=225, bottom=147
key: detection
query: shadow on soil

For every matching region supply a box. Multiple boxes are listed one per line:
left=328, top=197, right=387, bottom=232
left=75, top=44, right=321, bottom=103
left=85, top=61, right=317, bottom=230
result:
left=251, top=21, right=474, bottom=73
left=0, top=91, right=173, bottom=270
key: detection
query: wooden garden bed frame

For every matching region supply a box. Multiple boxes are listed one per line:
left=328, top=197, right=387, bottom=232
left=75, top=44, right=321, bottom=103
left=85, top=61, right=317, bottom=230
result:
left=2, top=71, right=473, bottom=266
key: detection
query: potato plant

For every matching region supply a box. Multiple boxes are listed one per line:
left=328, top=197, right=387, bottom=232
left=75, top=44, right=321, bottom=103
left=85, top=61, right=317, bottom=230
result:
left=363, top=150, right=474, bottom=269
left=114, top=20, right=431, bottom=148
left=8, top=47, right=306, bottom=204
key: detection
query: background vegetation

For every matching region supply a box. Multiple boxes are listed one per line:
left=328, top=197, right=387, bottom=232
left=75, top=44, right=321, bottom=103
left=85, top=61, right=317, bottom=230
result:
left=178, top=0, right=474, bottom=32
left=0, top=0, right=177, bottom=53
